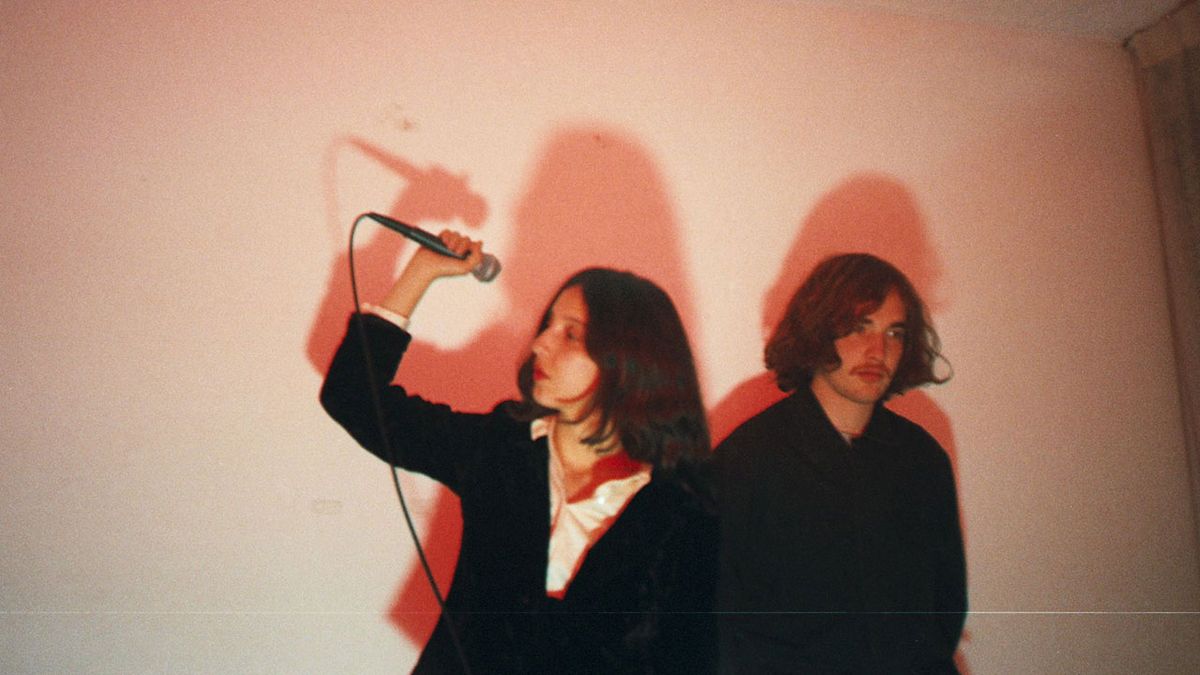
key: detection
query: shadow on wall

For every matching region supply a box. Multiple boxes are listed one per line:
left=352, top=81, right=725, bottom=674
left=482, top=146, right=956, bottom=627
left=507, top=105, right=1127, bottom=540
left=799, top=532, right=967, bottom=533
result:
left=307, top=137, right=496, bottom=651
left=709, top=172, right=952, bottom=452
left=308, top=126, right=701, bottom=651
left=705, top=172, right=970, bottom=673
left=307, top=135, right=491, bottom=376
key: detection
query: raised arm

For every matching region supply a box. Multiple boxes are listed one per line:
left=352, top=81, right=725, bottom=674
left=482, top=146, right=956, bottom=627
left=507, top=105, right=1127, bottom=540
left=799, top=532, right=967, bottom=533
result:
left=319, top=229, right=495, bottom=490
left=378, top=229, right=486, bottom=319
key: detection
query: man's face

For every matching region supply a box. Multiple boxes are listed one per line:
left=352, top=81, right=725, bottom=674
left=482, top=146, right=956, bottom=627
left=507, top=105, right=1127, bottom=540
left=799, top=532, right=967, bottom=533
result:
left=812, top=289, right=907, bottom=410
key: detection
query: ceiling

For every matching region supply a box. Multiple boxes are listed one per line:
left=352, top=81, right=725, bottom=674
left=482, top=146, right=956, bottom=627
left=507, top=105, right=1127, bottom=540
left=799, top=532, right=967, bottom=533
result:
left=809, top=0, right=1184, bottom=43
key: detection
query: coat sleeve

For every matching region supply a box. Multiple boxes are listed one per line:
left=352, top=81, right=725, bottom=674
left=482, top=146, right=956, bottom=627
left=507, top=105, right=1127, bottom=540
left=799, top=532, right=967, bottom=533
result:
left=929, top=445, right=968, bottom=653
left=318, top=312, right=500, bottom=493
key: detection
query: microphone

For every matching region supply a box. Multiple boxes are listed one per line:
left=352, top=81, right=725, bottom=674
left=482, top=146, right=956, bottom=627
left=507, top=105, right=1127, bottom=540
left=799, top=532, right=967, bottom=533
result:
left=365, top=212, right=501, bottom=282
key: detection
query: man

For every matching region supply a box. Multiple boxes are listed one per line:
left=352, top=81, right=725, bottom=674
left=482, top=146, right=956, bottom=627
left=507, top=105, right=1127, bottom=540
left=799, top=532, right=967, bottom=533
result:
left=715, top=253, right=966, bottom=673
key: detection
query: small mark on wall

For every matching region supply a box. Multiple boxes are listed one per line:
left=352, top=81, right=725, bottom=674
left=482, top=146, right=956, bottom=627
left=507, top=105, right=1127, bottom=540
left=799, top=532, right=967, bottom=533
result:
left=311, top=499, right=343, bottom=515
left=383, top=103, right=418, bottom=132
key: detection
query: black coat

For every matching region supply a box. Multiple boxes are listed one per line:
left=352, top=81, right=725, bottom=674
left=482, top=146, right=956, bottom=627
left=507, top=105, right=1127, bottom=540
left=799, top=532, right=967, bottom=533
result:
left=714, top=388, right=966, bottom=674
left=321, top=314, right=718, bottom=674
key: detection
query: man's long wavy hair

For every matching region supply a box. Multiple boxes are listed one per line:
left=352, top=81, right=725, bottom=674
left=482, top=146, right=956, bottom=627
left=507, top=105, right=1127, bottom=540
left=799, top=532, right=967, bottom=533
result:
left=765, top=253, right=948, bottom=397
left=511, top=268, right=711, bottom=485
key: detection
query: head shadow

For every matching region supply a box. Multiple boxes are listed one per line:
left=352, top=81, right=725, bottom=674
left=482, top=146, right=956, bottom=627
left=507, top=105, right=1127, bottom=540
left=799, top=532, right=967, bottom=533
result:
left=707, top=171, right=968, bottom=672
left=710, top=171, right=955, bottom=463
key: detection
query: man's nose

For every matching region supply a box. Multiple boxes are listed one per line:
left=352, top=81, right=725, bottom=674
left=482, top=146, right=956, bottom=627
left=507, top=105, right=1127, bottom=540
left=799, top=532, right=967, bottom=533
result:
left=864, top=332, right=886, bottom=359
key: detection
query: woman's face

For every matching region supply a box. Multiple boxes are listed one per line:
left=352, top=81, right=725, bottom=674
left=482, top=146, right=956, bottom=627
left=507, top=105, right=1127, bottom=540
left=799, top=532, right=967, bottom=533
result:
left=531, top=285, right=600, bottom=419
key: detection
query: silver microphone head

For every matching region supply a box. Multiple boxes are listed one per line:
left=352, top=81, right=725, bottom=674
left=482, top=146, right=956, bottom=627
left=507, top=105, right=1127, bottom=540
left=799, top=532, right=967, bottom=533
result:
left=472, top=254, right=501, bottom=282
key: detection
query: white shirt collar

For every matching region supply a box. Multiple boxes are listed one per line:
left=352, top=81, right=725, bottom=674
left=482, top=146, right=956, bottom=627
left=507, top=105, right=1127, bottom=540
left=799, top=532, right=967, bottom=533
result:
left=534, top=416, right=652, bottom=597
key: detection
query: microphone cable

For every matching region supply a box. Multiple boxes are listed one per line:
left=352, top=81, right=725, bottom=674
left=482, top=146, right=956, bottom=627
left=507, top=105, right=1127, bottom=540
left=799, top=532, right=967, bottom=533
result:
left=345, top=213, right=473, bottom=675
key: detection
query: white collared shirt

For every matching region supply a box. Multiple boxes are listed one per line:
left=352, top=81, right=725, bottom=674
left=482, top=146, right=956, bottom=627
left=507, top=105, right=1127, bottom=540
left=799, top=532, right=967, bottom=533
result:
left=533, top=417, right=651, bottom=598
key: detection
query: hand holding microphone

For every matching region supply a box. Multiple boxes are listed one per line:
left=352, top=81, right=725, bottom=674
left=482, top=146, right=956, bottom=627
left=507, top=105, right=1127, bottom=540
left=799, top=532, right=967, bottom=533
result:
left=366, top=212, right=501, bottom=282
left=413, top=229, right=486, bottom=280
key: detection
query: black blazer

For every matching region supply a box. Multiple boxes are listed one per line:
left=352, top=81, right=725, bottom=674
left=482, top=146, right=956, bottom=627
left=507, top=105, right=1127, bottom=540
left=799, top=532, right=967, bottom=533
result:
left=321, top=314, right=718, bottom=674
left=714, top=388, right=966, bottom=673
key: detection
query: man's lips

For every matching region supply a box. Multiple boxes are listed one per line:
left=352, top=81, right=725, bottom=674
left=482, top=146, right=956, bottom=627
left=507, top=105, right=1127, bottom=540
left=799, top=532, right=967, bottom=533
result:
left=852, top=366, right=889, bottom=382
left=533, top=365, right=548, bottom=381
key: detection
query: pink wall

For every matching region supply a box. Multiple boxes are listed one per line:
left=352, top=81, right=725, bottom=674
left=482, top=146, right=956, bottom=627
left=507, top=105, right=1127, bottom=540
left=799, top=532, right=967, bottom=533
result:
left=3, top=1, right=1197, bottom=672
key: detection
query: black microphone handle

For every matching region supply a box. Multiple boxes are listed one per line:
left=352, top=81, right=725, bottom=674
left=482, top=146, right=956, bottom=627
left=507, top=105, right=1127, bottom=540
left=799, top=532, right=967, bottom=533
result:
left=365, top=212, right=501, bottom=282
left=365, top=212, right=467, bottom=259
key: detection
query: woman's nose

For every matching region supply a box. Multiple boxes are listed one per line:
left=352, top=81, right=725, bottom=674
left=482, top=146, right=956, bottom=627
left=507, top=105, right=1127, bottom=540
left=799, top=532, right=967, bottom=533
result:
left=532, top=331, right=550, bottom=356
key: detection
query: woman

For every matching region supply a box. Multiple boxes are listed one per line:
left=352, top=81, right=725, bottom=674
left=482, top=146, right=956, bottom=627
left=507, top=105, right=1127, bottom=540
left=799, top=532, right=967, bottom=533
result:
left=320, top=231, right=717, bottom=673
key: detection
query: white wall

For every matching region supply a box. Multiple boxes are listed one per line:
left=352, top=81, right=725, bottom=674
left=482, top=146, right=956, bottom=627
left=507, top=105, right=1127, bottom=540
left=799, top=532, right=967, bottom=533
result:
left=3, top=1, right=1197, bottom=672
